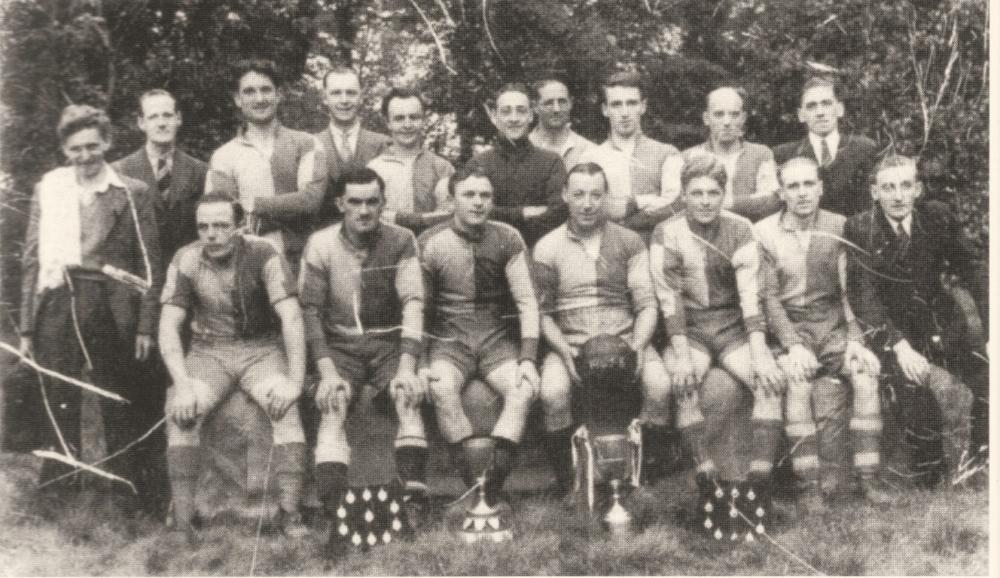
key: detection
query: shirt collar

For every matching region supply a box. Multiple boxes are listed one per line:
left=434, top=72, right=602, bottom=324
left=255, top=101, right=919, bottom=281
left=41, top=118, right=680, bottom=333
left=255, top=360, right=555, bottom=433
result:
left=529, top=125, right=581, bottom=156
left=331, top=120, right=361, bottom=138
left=778, top=208, right=820, bottom=232
left=703, top=138, right=744, bottom=158
left=380, top=145, right=425, bottom=163
left=145, top=142, right=175, bottom=166
left=887, top=213, right=912, bottom=236
left=808, top=130, right=840, bottom=159
left=237, top=121, right=283, bottom=145
left=338, top=221, right=382, bottom=252
left=495, top=135, right=532, bottom=156
left=80, top=163, right=125, bottom=197
left=565, top=221, right=605, bottom=242
left=449, top=219, right=486, bottom=243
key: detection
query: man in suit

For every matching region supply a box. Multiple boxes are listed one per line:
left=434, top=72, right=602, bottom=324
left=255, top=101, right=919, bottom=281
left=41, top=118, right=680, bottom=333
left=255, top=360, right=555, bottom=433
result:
left=111, top=89, right=207, bottom=517
left=845, top=154, right=988, bottom=486
left=773, top=77, right=879, bottom=218
left=314, top=66, right=390, bottom=224
left=114, top=89, right=208, bottom=264
left=18, top=105, right=163, bottom=515
left=207, top=59, right=328, bottom=275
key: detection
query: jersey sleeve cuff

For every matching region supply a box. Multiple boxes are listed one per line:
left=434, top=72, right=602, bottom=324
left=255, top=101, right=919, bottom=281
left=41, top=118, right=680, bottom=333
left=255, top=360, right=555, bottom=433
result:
left=744, top=314, right=766, bottom=335
left=400, top=337, right=422, bottom=358
left=307, top=337, right=332, bottom=364
left=664, top=315, right=686, bottom=337
left=519, top=338, right=539, bottom=362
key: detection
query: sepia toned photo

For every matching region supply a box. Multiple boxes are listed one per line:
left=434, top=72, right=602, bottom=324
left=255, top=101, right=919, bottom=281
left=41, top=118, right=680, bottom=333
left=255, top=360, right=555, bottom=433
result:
left=0, top=1, right=990, bottom=575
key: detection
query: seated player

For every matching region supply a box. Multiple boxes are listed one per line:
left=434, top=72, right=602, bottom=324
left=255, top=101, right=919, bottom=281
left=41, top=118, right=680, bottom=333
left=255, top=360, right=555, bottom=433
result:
left=649, top=155, right=785, bottom=498
left=298, top=168, right=429, bottom=522
left=533, top=162, right=673, bottom=493
left=845, top=154, right=988, bottom=486
left=158, top=193, right=308, bottom=541
left=418, top=164, right=541, bottom=507
left=756, top=157, right=885, bottom=506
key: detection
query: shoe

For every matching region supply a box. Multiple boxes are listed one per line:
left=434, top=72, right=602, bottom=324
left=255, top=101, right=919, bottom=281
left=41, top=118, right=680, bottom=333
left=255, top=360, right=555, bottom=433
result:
left=279, top=509, right=310, bottom=539
left=403, top=490, right=429, bottom=532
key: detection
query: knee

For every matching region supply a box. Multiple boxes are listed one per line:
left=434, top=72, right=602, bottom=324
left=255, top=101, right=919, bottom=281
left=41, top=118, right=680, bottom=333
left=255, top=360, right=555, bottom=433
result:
left=271, top=402, right=305, bottom=445
left=539, top=367, right=571, bottom=408
left=503, top=379, right=536, bottom=407
left=427, top=370, right=463, bottom=407
left=166, top=419, right=201, bottom=447
left=700, top=367, right=741, bottom=413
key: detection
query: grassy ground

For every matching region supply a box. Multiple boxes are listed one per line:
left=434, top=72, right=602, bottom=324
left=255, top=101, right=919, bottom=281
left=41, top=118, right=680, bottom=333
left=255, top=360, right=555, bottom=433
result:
left=0, top=449, right=988, bottom=576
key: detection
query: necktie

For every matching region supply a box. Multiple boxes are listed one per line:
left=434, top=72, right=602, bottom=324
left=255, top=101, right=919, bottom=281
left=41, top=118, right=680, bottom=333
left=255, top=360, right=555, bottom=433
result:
left=819, top=138, right=833, bottom=167
left=339, top=129, right=354, bottom=162
left=156, top=157, right=171, bottom=195
left=896, top=222, right=910, bottom=253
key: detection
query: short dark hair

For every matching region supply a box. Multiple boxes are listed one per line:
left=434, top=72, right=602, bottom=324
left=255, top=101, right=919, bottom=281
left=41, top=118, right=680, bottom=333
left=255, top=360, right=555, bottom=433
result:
left=448, top=163, right=492, bottom=197
left=777, top=156, right=819, bottom=187
left=322, top=66, right=361, bottom=89
left=231, top=58, right=282, bottom=92
left=800, top=76, right=841, bottom=103
left=565, top=162, right=607, bottom=189
left=196, top=192, right=245, bottom=226
left=871, top=152, right=918, bottom=185
left=57, top=104, right=112, bottom=144
left=335, top=167, right=386, bottom=199
left=492, top=82, right=532, bottom=105
left=681, top=153, right=727, bottom=192
left=602, top=71, right=644, bottom=101
left=381, top=86, right=425, bottom=118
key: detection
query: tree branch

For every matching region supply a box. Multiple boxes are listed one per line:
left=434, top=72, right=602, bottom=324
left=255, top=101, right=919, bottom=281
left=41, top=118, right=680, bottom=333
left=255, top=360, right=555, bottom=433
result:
left=408, top=0, right=458, bottom=75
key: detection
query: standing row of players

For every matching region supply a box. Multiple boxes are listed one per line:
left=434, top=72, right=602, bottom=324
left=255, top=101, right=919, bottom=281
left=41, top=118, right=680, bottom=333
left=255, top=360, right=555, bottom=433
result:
left=17, top=59, right=987, bottom=542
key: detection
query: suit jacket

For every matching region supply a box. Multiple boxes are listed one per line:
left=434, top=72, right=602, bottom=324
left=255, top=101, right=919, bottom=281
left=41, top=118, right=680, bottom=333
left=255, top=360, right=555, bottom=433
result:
left=20, top=171, right=164, bottom=338
left=843, top=201, right=987, bottom=354
left=112, top=147, right=207, bottom=265
left=773, top=133, right=879, bottom=218
left=315, top=126, right=390, bottom=210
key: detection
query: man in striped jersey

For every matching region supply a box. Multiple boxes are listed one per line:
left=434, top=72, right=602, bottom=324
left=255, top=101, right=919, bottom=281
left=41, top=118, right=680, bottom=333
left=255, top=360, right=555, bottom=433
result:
left=650, top=155, right=785, bottom=497
left=756, top=157, right=885, bottom=507
left=418, top=164, right=541, bottom=507
left=298, top=168, right=429, bottom=522
left=533, top=162, right=673, bottom=493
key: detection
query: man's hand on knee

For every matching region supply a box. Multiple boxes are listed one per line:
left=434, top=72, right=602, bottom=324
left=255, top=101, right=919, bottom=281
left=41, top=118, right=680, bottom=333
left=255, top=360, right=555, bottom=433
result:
left=668, top=352, right=700, bottom=398
left=893, top=340, right=930, bottom=384
left=557, top=346, right=581, bottom=384
left=265, top=378, right=301, bottom=420
left=315, top=373, right=351, bottom=415
left=516, top=359, right=541, bottom=399
left=391, top=368, right=425, bottom=408
left=844, top=340, right=881, bottom=377
left=168, top=378, right=205, bottom=429
left=781, top=344, right=819, bottom=382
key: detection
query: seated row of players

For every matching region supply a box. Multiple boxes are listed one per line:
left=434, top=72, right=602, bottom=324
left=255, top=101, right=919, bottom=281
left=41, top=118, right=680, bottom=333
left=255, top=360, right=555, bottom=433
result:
left=18, top=58, right=986, bottom=543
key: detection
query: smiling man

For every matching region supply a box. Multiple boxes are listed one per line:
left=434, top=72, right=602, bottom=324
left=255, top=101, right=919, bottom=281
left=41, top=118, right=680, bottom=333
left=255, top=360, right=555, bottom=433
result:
left=298, top=167, right=430, bottom=528
left=844, top=155, right=989, bottom=485
left=466, top=83, right=566, bottom=246
left=418, top=165, right=541, bottom=508
left=207, top=59, right=328, bottom=274
left=650, top=155, right=784, bottom=501
left=528, top=78, right=595, bottom=172
left=366, top=87, right=454, bottom=234
left=683, top=87, right=781, bottom=222
left=159, top=193, right=308, bottom=541
left=18, top=104, right=163, bottom=516
left=533, top=162, right=673, bottom=492
left=773, top=77, right=878, bottom=218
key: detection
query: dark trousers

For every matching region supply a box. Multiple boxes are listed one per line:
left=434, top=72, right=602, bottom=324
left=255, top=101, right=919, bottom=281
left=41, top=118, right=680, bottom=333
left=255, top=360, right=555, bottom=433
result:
left=31, top=280, right=155, bottom=512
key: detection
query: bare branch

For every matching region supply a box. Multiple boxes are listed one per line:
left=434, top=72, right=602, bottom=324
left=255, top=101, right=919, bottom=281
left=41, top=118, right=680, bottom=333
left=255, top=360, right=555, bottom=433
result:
left=434, top=0, right=455, bottom=25
left=408, top=0, right=458, bottom=75
left=481, top=0, right=504, bottom=64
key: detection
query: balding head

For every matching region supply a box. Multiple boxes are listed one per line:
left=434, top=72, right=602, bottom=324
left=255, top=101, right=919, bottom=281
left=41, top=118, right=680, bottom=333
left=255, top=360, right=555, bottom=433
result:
left=703, top=87, right=746, bottom=145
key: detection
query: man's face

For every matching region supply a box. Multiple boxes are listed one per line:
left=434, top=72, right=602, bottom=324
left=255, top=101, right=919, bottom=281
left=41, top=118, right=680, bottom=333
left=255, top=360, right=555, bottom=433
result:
left=337, top=180, right=384, bottom=237
left=386, top=96, right=424, bottom=149
left=493, top=91, right=532, bottom=141
left=703, top=90, right=745, bottom=145
left=138, top=94, right=181, bottom=147
left=534, top=81, right=572, bottom=131
left=779, top=162, right=823, bottom=219
left=872, top=163, right=922, bottom=222
left=602, top=86, right=646, bottom=139
left=62, top=127, right=111, bottom=180
left=563, top=171, right=607, bottom=233
left=324, top=72, right=362, bottom=126
left=798, top=85, right=843, bottom=137
left=682, top=175, right=725, bottom=225
left=452, top=175, right=494, bottom=228
left=196, top=202, right=239, bottom=259
left=234, top=71, right=279, bottom=125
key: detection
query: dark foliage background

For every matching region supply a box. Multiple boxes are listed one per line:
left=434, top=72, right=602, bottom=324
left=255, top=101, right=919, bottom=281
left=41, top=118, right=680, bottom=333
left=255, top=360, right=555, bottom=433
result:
left=0, top=0, right=988, bottom=327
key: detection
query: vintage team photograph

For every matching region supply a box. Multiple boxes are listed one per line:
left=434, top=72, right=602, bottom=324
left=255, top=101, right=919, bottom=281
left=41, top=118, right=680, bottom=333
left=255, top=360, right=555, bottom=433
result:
left=0, top=0, right=990, bottom=575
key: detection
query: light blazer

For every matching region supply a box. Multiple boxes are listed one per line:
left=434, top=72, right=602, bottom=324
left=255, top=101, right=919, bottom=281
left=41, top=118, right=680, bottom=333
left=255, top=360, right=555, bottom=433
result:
left=113, top=147, right=207, bottom=264
left=20, top=171, right=164, bottom=338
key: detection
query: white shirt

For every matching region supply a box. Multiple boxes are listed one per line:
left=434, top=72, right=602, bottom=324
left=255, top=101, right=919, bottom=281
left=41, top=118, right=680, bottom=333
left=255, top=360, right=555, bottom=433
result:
left=888, top=213, right=912, bottom=236
left=145, top=143, right=174, bottom=179
left=809, top=130, right=840, bottom=164
left=330, top=121, right=361, bottom=159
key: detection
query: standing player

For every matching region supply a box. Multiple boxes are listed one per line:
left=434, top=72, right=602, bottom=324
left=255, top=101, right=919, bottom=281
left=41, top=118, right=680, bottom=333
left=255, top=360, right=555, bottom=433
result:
left=650, top=155, right=785, bottom=496
left=367, top=87, right=454, bottom=234
left=845, top=155, right=988, bottom=485
left=207, top=59, right=327, bottom=273
left=756, top=157, right=886, bottom=506
left=529, top=78, right=595, bottom=172
left=533, top=162, right=673, bottom=493
left=467, top=83, right=567, bottom=247
left=418, top=164, right=541, bottom=507
left=159, top=194, right=308, bottom=540
left=684, top=87, right=781, bottom=222
left=580, top=71, right=684, bottom=240
left=298, top=167, right=430, bottom=521
left=773, top=77, right=878, bottom=218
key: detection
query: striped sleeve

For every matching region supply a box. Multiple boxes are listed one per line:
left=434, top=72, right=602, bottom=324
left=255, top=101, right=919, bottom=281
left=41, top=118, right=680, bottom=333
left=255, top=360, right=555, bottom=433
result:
left=394, top=231, right=425, bottom=356
left=503, top=229, right=540, bottom=361
left=531, top=236, right=559, bottom=315
left=625, top=235, right=657, bottom=313
left=649, top=224, right=687, bottom=337
left=755, top=222, right=801, bottom=348
left=297, top=235, right=332, bottom=362
left=731, top=226, right=766, bottom=334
